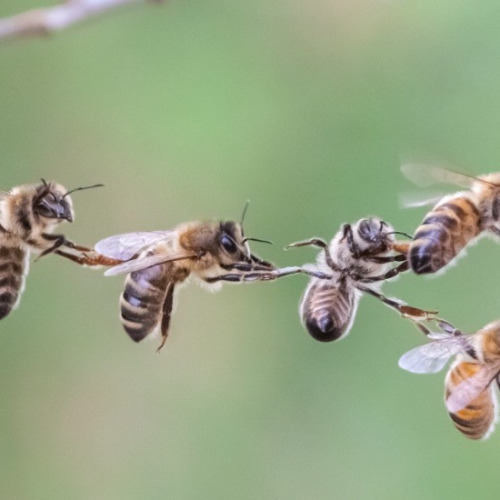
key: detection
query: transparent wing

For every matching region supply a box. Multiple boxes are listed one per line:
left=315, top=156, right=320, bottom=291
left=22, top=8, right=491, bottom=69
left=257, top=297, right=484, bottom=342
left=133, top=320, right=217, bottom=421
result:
left=399, top=191, right=450, bottom=209
left=446, top=365, right=499, bottom=413
left=401, top=163, right=479, bottom=188
left=104, top=252, right=197, bottom=276
left=95, top=231, right=175, bottom=260
left=398, top=335, right=471, bottom=374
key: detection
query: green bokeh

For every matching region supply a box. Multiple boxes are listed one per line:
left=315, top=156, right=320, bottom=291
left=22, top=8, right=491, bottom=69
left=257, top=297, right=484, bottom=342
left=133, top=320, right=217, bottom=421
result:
left=1, top=1, right=500, bottom=498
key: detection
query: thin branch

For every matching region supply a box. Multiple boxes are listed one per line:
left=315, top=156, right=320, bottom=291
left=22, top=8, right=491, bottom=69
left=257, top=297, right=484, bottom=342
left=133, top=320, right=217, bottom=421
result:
left=0, top=0, right=161, bottom=41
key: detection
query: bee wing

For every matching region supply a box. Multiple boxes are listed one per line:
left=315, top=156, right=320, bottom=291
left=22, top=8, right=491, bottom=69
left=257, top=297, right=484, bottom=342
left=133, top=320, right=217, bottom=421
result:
left=104, top=252, right=197, bottom=276
left=401, top=163, right=479, bottom=188
left=446, top=365, right=500, bottom=413
left=95, top=231, right=175, bottom=260
left=399, top=191, right=451, bottom=209
left=398, top=335, right=470, bottom=374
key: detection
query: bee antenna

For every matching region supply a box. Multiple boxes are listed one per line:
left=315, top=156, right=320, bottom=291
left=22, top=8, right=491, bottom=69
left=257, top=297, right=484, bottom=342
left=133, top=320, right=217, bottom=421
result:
left=387, top=231, right=413, bottom=239
left=243, top=237, right=274, bottom=245
left=240, top=200, right=250, bottom=226
left=35, top=178, right=51, bottom=202
left=63, top=183, right=104, bottom=198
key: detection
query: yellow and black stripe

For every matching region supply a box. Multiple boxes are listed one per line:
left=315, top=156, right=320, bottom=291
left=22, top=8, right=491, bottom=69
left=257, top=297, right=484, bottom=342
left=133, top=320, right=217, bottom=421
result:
left=120, top=263, right=170, bottom=342
left=410, top=197, right=481, bottom=274
left=0, top=245, right=27, bottom=320
left=300, top=279, right=355, bottom=342
left=446, top=361, right=496, bottom=440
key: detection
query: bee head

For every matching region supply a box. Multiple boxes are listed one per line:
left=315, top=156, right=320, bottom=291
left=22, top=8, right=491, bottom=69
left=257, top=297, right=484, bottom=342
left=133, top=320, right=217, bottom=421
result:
left=33, top=180, right=103, bottom=224
left=33, top=180, right=74, bottom=223
left=218, top=221, right=251, bottom=263
left=356, top=218, right=394, bottom=253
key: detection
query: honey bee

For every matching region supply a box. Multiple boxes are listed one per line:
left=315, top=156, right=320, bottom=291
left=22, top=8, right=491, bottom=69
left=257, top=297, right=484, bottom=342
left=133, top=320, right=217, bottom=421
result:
left=399, top=319, right=500, bottom=440
left=401, top=163, right=500, bottom=274
left=95, top=218, right=327, bottom=351
left=286, top=217, right=436, bottom=342
left=0, top=179, right=104, bottom=319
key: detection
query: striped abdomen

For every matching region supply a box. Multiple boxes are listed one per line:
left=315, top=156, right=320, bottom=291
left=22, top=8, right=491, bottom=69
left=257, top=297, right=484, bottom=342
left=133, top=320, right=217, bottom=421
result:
left=409, top=197, right=481, bottom=274
left=300, top=278, right=357, bottom=342
left=120, top=263, right=171, bottom=342
left=0, top=245, right=28, bottom=320
left=445, top=361, right=498, bottom=440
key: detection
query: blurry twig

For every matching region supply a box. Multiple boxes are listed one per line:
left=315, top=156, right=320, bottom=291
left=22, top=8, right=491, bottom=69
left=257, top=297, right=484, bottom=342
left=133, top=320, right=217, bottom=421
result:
left=0, top=0, right=162, bottom=41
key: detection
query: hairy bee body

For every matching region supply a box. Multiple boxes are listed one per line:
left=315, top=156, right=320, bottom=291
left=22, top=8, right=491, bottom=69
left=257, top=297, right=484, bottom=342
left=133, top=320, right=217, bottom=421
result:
left=0, top=245, right=29, bottom=319
left=399, top=319, right=500, bottom=440
left=445, top=358, right=498, bottom=440
left=121, top=261, right=172, bottom=343
left=403, top=166, right=500, bottom=274
left=97, top=220, right=282, bottom=351
left=410, top=194, right=482, bottom=274
left=0, top=181, right=75, bottom=319
left=300, top=275, right=358, bottom=342
left=119, top=239, right=193, bottom=343
left=0, top=183, right=74, bottom=248
left=298, top=218, right=410, bottom=342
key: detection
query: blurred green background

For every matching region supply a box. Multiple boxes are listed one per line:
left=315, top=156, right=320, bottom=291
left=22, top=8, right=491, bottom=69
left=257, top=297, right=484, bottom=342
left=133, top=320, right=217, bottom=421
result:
left=1, top=0, right=500, bottom=498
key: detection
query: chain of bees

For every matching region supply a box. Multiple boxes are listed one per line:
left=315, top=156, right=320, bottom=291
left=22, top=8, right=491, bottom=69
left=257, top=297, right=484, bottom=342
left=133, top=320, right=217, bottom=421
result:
left=1, top=165, right=500, bottom=441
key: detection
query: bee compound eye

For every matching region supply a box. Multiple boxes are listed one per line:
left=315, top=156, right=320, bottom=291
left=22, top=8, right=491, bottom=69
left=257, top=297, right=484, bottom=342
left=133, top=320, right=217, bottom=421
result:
left=221, top=234, right=237, bottom=254
left=358, top=219, right=372, bottom=238
left=35, top=202, right=53, bottom=218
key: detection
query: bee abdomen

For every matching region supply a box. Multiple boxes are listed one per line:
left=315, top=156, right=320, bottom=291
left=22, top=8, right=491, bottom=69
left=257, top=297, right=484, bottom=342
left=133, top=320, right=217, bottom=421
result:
left=120, top=267, right=168, bottom=343
left=0, top=246, right=27, bottom=320
left=300, top=280, right=356, bottom=342
left=446, top=361, right=497, bottom=440
left=410, top=198, right=481, bottom=274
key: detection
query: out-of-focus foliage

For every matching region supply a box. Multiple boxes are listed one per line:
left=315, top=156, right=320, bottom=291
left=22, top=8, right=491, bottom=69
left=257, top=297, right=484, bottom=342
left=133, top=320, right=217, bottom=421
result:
left=1, top=0, right=500, bottom=498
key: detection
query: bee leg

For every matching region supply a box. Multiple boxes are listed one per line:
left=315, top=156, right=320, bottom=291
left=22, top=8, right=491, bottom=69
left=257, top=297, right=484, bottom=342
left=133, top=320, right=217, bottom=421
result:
left=250, top=254, right=274, bottom=268
left=226, top=262, right=278, bottom=272
left=157, top=282, right=175, bottom=353
left=429, top=319, right=476, bottom=359
left=250, top=264, right=278, bottom=271
left=364, top=254, right=407, bottom=264
left=46, top=233, right=92, bottom=252
left=410, top=320, right=434, bottom=337
left=239, top=266, right=332, bottom=281
left=35, top=235, right=67, bottom=260
left=54, top=250, right=90, bottom=266
left=285, top=238, right=340, bottom=271
left=54, top=249, right=124, bottom=267
left=391, top=241, right=411, bottom=255
left=204, top=267, right=332, bottom=283
left=285, top=238, right=329, bottom=250
left=357, top=285, right=438, bottom=321
left=36, top=233, right=92, bottom=261
left=352, top=260, right=410, bottom=283
left=47, top=233, right=92, bottom=251
left=221, top=262, right=276, bottom=272
left=434, top=319, right=462, bottom=336
left=341, top=224, right=362, bottom=259
left=61, top=240, right=93, bottom=252
left=205, top=274, right=243, bottom=283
